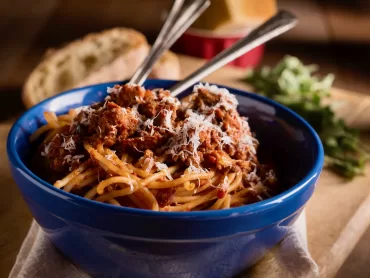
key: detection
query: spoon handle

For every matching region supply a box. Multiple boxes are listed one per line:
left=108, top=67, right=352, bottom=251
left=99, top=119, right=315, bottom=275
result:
left=170, top=10, right=298, bottom=97
left=129, top=0, right=210, bottom=85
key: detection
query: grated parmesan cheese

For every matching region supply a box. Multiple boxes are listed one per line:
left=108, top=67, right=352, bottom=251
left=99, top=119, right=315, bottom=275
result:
left=220, top=175, right=229, bottom=191
left=165, top=110, right=234, bottom=163
left=123, top=106, right=142, bottom=124
left=63, top=154, right=85, bottom=163
left=41, top=142, right=53, bottom=156
left=155, top=162, right=173, bottom=180
left=72, top=106, right=95, bottom=126
left=246, top=165, right=259, bottom=182
left=107, top=86, right=122, bottom=95
left=144, top=157, right=155, bottom=173
left=143, top=118, right=155, bottom=136
left=186, top=163, right=207, bottom=174
left=63, top=154, right=85, bottom=171
left=104, top=151, right=116, bottom=161
left=239, top=119, right=258, bottom=154
left=194, top=83, right=239, bottom=111
left=163, top=110, right=174, bottom=132
left=125, top=174, right=135, bottom=191
left=161, top=96, right=180, bottom=106
left=73, top=105, right=90, bottom=114
left=61, top=136, right=76, bottom=152
left=221, top=135, right=233, bottom=146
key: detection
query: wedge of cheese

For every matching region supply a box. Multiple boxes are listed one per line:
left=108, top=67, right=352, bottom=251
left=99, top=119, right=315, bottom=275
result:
left=192, top=0, right=277, bottom=32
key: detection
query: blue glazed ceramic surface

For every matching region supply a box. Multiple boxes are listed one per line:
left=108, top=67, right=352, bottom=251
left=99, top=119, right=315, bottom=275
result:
left=7, top=80, right=324, bottom=278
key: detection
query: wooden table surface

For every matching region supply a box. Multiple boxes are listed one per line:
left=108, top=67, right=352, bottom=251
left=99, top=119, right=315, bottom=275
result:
left=0, top=54, right=369, bottom=278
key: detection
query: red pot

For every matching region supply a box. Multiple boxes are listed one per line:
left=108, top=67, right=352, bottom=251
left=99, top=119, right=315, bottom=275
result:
left=173, top=27, right=264, bottom=68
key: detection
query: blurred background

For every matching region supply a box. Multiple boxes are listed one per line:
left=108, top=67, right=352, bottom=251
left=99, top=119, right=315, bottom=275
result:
left=1, top=0, right=370, bottom=277
left=1, top=0, right=370, bottom=118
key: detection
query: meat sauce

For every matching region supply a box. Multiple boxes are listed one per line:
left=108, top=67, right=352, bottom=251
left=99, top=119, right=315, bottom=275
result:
left=37, top=83, right=279, bottom=207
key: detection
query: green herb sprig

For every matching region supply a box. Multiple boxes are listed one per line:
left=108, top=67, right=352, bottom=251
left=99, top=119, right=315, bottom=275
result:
left=244, top=55, right=370, bottom=179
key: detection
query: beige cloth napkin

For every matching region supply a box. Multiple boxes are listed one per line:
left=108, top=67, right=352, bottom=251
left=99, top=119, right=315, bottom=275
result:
left=9, top=210, right=318, bottom=278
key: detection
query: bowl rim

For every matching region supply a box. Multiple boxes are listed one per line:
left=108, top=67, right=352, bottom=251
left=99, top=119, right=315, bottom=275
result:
left=7, top=79, right=324, bottom=218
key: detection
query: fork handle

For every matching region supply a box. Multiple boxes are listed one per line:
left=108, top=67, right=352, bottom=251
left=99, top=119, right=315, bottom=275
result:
left=129, top=0, right=210, bottom=86
left=170, top=10, right=298, bottom=97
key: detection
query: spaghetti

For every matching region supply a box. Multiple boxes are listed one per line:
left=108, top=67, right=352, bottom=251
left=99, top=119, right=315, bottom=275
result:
left=30, top=83, right=279, bottom=211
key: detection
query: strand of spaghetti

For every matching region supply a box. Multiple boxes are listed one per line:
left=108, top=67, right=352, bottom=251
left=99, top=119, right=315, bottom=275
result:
left=54, top=162, right=90, bottom=189
left=105, top=149, right=150, bottom=178
left=108, top=199, right=121, bottom=206
left=216, top=172, right=236, bottom=192
left=178, top=182, right=210, bottom=196
left=172, top=195, right=201, bottom=203
left=208, top=196, right=227, bottom=210
left=136, top=188, right=159, bottom=211
left=41, top=129, right=59, bottom=146
left=84, top=186, right=97, bottom=199
left=57, top=114, right=74, bottom=122
left=30, top=124, right=55, bottom=142
left=64, top=168, right=97, bottom=192
left=129, top=193, right=147, bottom=209
left=125, top=155, right=134, bottom=164
left=162, top=190, right=218, bottom=212
left=66, top=175, right=97, bottom=192
left=206, top=174, right=235, bottom=210
left=44, top=112, right=60, bottom=128
left=222, top=194, right=231, bottom=209
left=85, top=143, right=138, bottom=181
left=95, top=187, right=140, bottom=202
left=94, top=173, right=153, bottom=201
left=96, top=176, right=139, bottom=195
left=231, top=187, right=256, bottom=199
left=184, top=182, right=195, bottom=191
left=227, top=172, right=243, bottom=193
left=78, top=176, right=98, bottom=188
left=104, top=149, right=134, bottom=174
left=140, top=171, right=167, bottom=186
left=96, top=144, right=105, bottom=154
left=147, top=171, right=215, bottom=189
left=68, top=109, right=78, bottom=118
left=254, top=182, right=273, bottom=198
left=121, top=153, right=129, bottom=162
left=230, top=196, right=247, bottom=206
left=192, top=200, right=215, bottom=211
left=176, top=175, right=220, bottom=196
left=140, top=165, right=179, bottom=186
left=183, top=168, right=191, bottom=191
left=126, top=163, right=151, bottom=178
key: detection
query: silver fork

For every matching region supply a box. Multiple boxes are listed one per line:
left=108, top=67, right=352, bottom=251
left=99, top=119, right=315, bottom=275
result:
left=129, top=0, right=210, bottom=85
left=169, top=10, right=298, bottom=97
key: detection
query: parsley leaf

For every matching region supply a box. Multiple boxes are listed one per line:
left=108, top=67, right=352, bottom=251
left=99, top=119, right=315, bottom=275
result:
left=244, top=55, right=370, bottom=179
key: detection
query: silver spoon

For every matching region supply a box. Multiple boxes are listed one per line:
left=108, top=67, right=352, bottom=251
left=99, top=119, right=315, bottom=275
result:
left=129, top=0, right=210, bottom=85
left=169, top=10, right=298, bottom=97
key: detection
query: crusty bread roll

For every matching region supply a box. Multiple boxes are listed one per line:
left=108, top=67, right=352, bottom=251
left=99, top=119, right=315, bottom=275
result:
left=191, top=0, right=277, bottom=33
left=22, top=27, right=181, bottom=108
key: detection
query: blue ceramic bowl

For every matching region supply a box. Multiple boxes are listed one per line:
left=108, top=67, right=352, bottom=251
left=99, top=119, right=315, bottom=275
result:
left=7, top=80, right=324, bottom=278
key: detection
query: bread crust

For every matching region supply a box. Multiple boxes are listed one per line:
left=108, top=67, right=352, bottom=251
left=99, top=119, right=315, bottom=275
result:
left=22, top=28, right=181, bottom=108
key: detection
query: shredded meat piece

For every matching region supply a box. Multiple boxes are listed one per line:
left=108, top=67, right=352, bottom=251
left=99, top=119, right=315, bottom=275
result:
left=203, top=150, right=233, bottom=170
left=104, top=102, right=138, bottom=146
left=136, top=150, right=155, bottom=171
left=107, top=84, right=148, bottom=107
left=42, top=126, right=83, bottom=173
left=121, top=130, right=168, bottom=153
left=155, top=188, right=176, bottom=207
left=84, top=101, right=139, bottom=147
left=189, top=88, right=221, bottom=110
